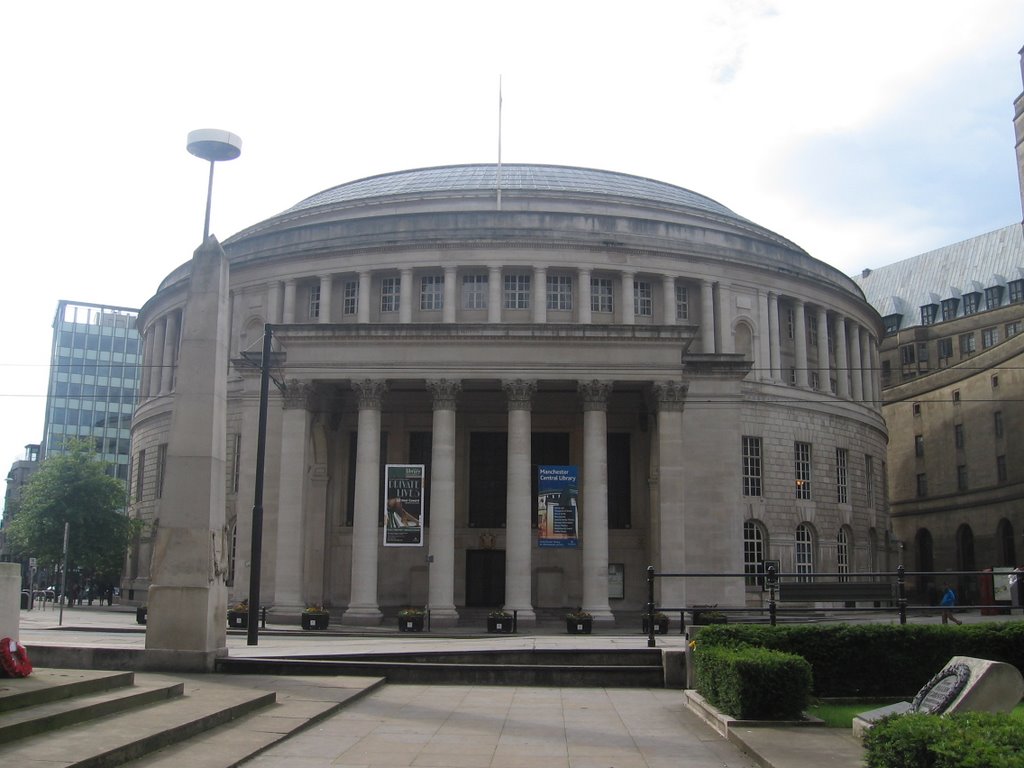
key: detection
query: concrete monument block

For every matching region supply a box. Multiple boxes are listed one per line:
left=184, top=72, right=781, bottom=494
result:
left=0, top=563, right=21, bottom=642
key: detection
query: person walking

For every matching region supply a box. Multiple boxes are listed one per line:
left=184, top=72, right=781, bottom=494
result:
left=940, top=583, right=962, bottom=625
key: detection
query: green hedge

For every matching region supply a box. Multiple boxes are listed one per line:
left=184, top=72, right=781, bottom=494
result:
left=694, top=644, right=811, bottom=720
left=694, top=622, right=1024, bottom=698
left=864, top=712, right=1024, bottom=768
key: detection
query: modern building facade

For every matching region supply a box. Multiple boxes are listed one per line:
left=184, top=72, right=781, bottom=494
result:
left=126, top=164, right=889, bottom=623
left=42, top=300, right=141, bottom=482
left=0, top=444, right=40, bottom=566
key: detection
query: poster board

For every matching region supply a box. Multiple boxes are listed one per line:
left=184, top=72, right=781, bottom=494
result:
left=537, top=465, right=579, bottom=548
left=384, top=464, right=425, bottom=547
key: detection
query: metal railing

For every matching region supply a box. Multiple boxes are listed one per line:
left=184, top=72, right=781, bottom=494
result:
left=644, top=565, right=1021, bottom=648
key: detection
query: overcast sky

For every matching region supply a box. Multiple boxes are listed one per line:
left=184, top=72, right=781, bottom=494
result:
left=1, top=1, right=1022, bottom=486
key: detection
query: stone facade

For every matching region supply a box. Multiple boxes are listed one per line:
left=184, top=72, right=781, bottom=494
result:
left=125, top=164, right=888, bottom=624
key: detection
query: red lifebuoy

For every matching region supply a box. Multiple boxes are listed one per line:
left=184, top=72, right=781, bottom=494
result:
left=0, top=637, right=32, bottom=678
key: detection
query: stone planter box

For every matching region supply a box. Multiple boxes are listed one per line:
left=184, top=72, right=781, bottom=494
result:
left=399, top=615, right=424, bottom=632
left=566, top=617, right=592, bottom=634
left=487, top=616, right=514, bottom=633
left=302, top=612, right=329, bottom=630
left=227, top=610, right=249, bottom=629
left=136, top=606, right=147, bottom=625
left=642, top=616, right=669, bottom=634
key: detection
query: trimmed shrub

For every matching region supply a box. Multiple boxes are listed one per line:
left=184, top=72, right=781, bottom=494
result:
left=695, top=644, right=811, bottom=720
left=864, top=712, right=1024, bottom=768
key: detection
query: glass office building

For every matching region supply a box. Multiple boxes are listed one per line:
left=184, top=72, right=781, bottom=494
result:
left=41, top=300, right=141, bottom=481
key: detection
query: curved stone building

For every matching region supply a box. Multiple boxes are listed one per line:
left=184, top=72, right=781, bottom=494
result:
left=126, top=164, right=890, bottom=625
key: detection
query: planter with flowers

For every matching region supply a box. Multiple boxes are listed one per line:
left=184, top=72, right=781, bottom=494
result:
left=565, top=608, right=592, bottom=634
left=398, top=607, right=425, bottom=632
left=642, top=612, right=669, bottom=635
left=487, top=609, right=514, bottom=634
left=227, top=599, right=249, bottom=629
left=301, top=604, right=330, bottom=630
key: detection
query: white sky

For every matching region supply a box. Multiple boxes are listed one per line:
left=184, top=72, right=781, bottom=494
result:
left=1, top=1, right=1023, bottom=485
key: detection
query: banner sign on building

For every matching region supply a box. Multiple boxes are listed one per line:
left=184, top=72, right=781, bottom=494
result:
left=537, top=465, right=579, bottom=548
left=384, top=464, right=425, bottom=547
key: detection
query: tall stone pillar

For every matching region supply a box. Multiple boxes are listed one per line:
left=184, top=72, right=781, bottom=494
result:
left=343, top=379, right=387, bottom=625
left=144, top=238, right=230, bottom=671
left=817, top=306, right=830, bottom=392
left=860, top=329, right=872, bottom=405
left=579, top=380, right=613, bottom=625
left=578, top=268, right=592, bottom=324
left=768, top=292, right=782, bottom=381
left=653, top=381, right=687, bottom=611
left=870, top=340, right=881, bottom=408
left=357, top=271, right=371, bottom=324
left=266, top=280, right=282, bottom=324
left=272, top=380, right=311, bottom=614
left=834, top=316, right=850, bottom=399
left=700, top=280, right=715, bottom=353
left=442, top=266, right=457, bottom=323
left=283, top=280, right=296, bottom=323
left=426, top=379, right=460, bottom=626
left=662, top=276, right=676, bottom=325
left=152, top=317, right=167, bottom=396
left=399, top=268, right=413, bottom=324
left=621, top=272, right=635, bottom=325
left=488, top=266, right=502, bottom=323
left=849, top=324, right=865, bottom=402
left=318, top=275, right=332, bottom=323
left=503, top=379, right=536, bottom=625
left=159, top=311, right=179, bottom=395
left=793, top=299, right=809, bottom=388
left=757, top=290, right=771, bottom=381
left=533, top=267, right=547, bottom=324
left=141, top=324, right=156, bottom=399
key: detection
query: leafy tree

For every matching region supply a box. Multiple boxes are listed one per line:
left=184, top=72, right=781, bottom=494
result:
left=6, top=439, right=135, bottom=588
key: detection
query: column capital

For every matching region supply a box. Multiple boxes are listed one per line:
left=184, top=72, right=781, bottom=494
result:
left=281, top=379, right=314, bottom=410
left=353, top=379, right=388, bottom=410
left=651, top=380, right=688, bottom=412
left=426, top=379, right=462, bottom=409
left=578, top=380, right=613, bottom=411
left=502, top=379, right=537, bottom=411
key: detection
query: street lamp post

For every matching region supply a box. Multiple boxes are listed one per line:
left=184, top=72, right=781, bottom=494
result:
left=246, top=325, right=274, bottom=646
left=186, top=129, right=242, bottom=242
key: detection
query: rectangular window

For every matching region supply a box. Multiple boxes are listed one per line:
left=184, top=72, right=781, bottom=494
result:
left=952, top=389, right=961, bottom=403
left=226, top=434, right=241, bottom=495
left=786, top=309, right=795, bottom=339
left=807, top=315, right=818, bottom=347
left=883, top=315, right=901, bottom=335
left=1009, top=279, right=1024, bottom=304
left=135, top=448, right=146, bottom=502
left=156, top=443, right=167, bottom=499
left=742, top=436, right=762, bottom=497
left=957, top=464, right=968, bottom=492
left=675, top=285, right=689, bottom=320
left=985, top=286, right=1003, bottom=310
left=992, top=374, right=1000, bottom=389
left=380, top=277, right=400, bottom=313
left=865, top=455, right=875, bottom=507
left=546, top=275, right=573, bottom=311
left=503, top=274, right=531, bottom=310
left=962, top=293, right=980, bottom=315
left=959, top=333, right=976, bottom=354
left=810, top=371, right=820, bottom=391
left=608, top=433, right=632, bottom=529
left=997, top=455, right=1007, bottom=483
left=420, top=275, right=444, bottom=311
left=634, top=280, right=653, bottom=317
left=591, top=278, right=613, bottom=313
left=913, top=402, right=922, bottom=416
left=917, top=343, right=928, bottom=362
left=954, top=423, right=964, bottom=449
left=982, top=327, right=999, bottom=349
left=462, top=275, right=488, bottom=310
left=941, top=298, right=959, bottom=321
left=916, top=473, right=928, bottom=497
left=308, top=285, right=321, bottom=319
left=900, top=345, right=915, bottom=365
left=937, top=337, right=953, bottom=359
left=343, top=280, right=358, bottom=315
left=914, top=435, right=924, bottom=457
left=994, top=411, right=1004, bottom=438
left=794, top=442, right=812, bottom=500
left=835, top=447, right=848, bottom=504
left=920, top=304, right=938, bottom=326
left=1006, top=320, right=1022, bottom=338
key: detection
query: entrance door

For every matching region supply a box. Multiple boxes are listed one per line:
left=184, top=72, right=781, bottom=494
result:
left=465, top=550, right=506, bottom=607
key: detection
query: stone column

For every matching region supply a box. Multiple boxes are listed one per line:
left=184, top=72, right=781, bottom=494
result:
left=318, top=275, right=332, bottom=323
left=283, top=280, right=296, bottom=323
left=578, top=268, right=592, bottom=324
left=768, top=292, right=782, bottom=381
left=652, top=381, right=688, bottom=611
left=503, top=379, right=536, bottom=625
left=662, top=276, right=676, bottom=325
left=488, top=266, right=502, bottom=323
left=151, top=317, right=167, bottom=397
left=266, top=281, right=282, bottom=324
left=141, top=324, right=156, bottom=399
left=817, top=306, right=830, bottom=392
left=272, top=380, right=311, bottom=614
left=399, top=268, right=413, bottom=324
left=700, top=280, right=715, bottom=353
left=357, top=271, right=372, bottom=324
left=758, top=290, right=771, bottom=381
left=621, top=271, right=635, bottom=325
left=849, top=324, right=864, bottom=401
left=579, top=380, right=613, bottom=625
left=442, top=266, right=457, bottom=323
left=426, top=379, right=460, bottom=626
left=717, top=283, right=734, bottom=353
left=159, top=311, right=179, bottom=395
left=870, top=339, right=881, bottom=408
left=793, top=299, right=809, bottom=388
left=343, top=379, right=387, bottom=625
left=533, top=266, right=547, bottom=323
left=144, top=238, right=230, bottom=671
left=860, top=329, right=872, bottom=405
left=834, top=316, right=850, bottom=399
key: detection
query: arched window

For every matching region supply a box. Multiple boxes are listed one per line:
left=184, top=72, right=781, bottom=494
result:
left=837, top=526, right=852, bottom=580
left=734, top=320, right=754, bottom=361
left=796, top=523, right=815, bottom=581
left=743, top=520, right=767, bottom=585
left=996, top=518, right=1016, bottom=567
